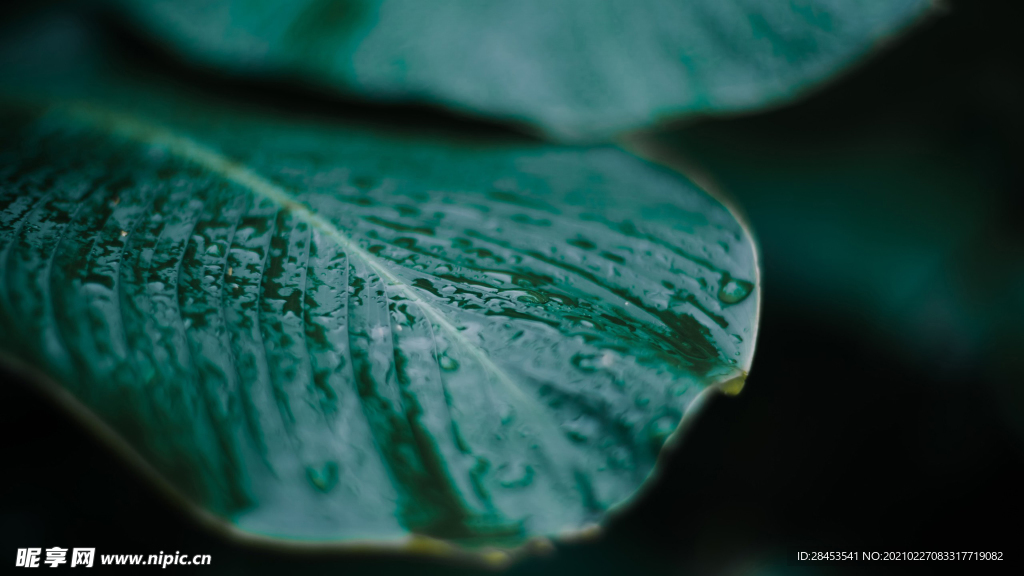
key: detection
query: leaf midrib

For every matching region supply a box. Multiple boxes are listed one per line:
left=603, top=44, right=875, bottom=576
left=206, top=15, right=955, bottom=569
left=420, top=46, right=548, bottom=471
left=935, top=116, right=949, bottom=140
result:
left=60, top=101, right=552, bottom=430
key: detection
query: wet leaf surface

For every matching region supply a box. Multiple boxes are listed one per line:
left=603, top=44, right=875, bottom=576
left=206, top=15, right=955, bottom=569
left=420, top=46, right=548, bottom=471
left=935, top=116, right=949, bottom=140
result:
left=0, top=13, right=758, bottom=553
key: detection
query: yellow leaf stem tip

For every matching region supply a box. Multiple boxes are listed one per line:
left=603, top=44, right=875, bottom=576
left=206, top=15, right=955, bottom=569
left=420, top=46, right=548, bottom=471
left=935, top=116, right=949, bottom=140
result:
left=558, top=523, right=602, bottom=543
left=525, top=536, right=556, bottom=556
left=480, top=549, right=511, bottom=567
left=404, top=534, right=456, bottom=556
left=717, top=373, right=747, bottom=396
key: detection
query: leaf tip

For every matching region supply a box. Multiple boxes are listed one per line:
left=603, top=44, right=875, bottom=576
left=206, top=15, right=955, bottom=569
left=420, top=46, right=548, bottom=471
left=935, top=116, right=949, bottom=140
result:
left=717, top=373, right=747, bottom=396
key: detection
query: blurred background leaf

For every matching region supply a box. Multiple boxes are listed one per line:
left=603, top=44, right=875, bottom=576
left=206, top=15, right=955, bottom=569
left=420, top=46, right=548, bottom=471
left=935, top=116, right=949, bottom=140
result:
left=102, top=0, right=932, bottom=141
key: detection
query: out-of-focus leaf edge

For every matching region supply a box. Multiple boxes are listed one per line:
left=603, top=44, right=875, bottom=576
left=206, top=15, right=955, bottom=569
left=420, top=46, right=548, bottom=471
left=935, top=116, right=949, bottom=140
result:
left=615, top=1, right=944, bottom=140
left=96, top=1, right=943, bottom=144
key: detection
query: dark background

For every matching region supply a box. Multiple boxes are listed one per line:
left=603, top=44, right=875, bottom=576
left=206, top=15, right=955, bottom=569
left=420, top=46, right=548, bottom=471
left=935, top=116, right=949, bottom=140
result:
left=2, top=1, right=1022, bottom=574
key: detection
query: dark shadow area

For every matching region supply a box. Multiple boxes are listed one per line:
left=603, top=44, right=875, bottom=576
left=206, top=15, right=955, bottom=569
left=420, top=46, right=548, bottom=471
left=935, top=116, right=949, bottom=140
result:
left=3, top=296, right=1020, bottom=574
left=95, top=8, right=542, bottom=144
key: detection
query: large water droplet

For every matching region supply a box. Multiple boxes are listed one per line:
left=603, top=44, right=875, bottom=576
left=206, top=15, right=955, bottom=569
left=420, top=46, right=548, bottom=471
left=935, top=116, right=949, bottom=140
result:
left=717, top=274, right=753, bottom=304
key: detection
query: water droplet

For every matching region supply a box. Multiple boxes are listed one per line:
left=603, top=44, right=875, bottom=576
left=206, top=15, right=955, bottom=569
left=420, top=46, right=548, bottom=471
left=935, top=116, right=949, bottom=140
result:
left=499, top=402, right=515, bottom=425
left=439, top=355, right=459, bottom=371
left=571, top=353, right=603, bottom=373
left=717, top=274, right=753, bottom=304
left=567, top=237, right=595, bottom=250
left=306, top=461, right=339, bottom=493
left=497, top=462, right=534, bottom=488
left=647, top=414, right=680, bottom=450
left=566, top=430, right=588, bottom=443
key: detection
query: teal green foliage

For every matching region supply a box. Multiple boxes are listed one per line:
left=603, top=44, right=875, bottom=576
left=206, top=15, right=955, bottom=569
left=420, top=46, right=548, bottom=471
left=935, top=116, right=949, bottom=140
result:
left=109, top=0, right=933, bottom=140
left=0, top=16, right=757, bottom=546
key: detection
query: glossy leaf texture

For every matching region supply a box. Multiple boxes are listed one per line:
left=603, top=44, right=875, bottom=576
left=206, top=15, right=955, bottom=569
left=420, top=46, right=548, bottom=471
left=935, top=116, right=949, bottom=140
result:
left=0, top=15, right=759, bottom=552
left=106, top=0, right=933, bottom=141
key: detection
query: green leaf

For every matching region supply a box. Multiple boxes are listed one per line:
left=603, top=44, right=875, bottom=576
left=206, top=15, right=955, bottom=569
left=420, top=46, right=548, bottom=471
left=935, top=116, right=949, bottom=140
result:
left=107, top=0, right=934, bottom=140
left=0, top=14, right=759, bottom=558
